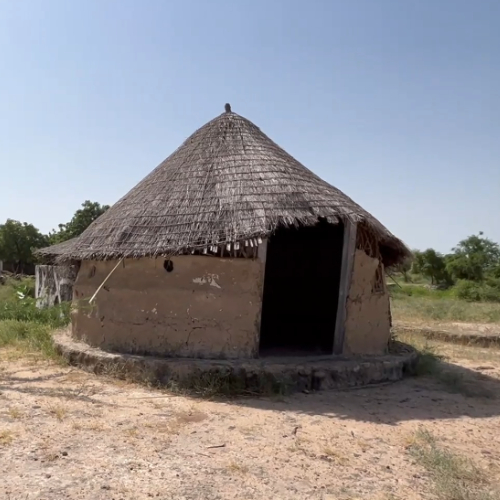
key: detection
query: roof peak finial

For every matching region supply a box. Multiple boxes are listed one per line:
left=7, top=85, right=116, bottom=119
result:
left=224, top=103, right=231, bottom=113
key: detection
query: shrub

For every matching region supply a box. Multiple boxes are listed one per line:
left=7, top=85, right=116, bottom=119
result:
left=0, top=277, right=70, bottom=358
left=455, top=280, right=500, bottom=303
left=0, top=320, right=57, bottom=358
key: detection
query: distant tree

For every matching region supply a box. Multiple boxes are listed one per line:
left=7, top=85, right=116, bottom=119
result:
left=0, top=219, right=48, bottom=273
left=394, top=256, right=413, bottom=282
left=411, top=248, right=450, bottom=285
left=446, top=232, right=500, bottom=282
left=49, top=200, right=109, bottom=244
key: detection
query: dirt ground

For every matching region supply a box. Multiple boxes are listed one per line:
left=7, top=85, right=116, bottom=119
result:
left=1, top=340, right=500, bottom=500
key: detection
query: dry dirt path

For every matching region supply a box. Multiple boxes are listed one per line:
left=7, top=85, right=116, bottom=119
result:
left=1, top=342, right=500, bottom=500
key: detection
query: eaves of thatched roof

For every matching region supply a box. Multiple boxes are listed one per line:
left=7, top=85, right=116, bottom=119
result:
left=34, top=238, right=78, bottom=264
left=56, top=105, right=410, bottom=267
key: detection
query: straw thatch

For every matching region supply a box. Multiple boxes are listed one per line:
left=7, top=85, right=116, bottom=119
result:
left=57, top=105, right=410, bottom=266
left=35, top=238, right=78, bottom=264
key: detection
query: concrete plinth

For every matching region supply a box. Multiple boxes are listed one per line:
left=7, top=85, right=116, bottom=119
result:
left=53, top=330, right=417, bottom=395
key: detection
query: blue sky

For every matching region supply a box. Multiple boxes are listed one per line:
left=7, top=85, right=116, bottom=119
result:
left=0, top=0, right=498, bottom=253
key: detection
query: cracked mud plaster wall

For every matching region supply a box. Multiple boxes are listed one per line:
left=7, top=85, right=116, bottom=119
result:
left=343, top=249, right=391, bottom=355
left=71, top=256, right=265, bottom=359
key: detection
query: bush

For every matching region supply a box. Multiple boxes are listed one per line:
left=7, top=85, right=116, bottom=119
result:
left=0, top=277, right=70, bottom=358
left=454, top=280, right=500, bottom=303
left=0, top=320, right=57, bottom=358
left=0, top=296, right=71, bottom=326
left=0, top=277, right=70, bottom=327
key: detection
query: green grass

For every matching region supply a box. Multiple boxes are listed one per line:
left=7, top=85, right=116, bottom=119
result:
left=0, top=277, right=69, bottom=358
left=392, top=294, right=500, bottom=324
left=389, top=279, right=500, bottom=324
left=388, top=272, right=500, bottom=324
left=0, top=320, right=59, bottom=358
left=389, top=282, right=456, bottom=299
left=408, top=429, right=498, bottom=500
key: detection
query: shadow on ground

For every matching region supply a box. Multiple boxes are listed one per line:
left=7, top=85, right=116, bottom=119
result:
left=0, top=369, right=115, bottom=406
left=2, top=351, right=500, bottom=425
left=189, top=359, right=500, bottom=425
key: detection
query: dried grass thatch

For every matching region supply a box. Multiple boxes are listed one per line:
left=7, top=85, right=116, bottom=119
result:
left=35, top=238, right=78, bottom=264
left=57, top=105, right=410, bottom=266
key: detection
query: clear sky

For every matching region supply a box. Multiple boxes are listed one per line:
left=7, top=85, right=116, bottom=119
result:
left=0, top=0, right=498, bottom=253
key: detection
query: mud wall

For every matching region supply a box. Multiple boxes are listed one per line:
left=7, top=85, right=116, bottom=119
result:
left=343, top=249, right=391, bottom=355
left=71, top=256, right=265, bottom=359
left=35, top=265, right=77, bottom=309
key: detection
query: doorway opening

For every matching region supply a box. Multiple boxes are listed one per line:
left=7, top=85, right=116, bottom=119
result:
left=259, top=220, right=344, bottom=357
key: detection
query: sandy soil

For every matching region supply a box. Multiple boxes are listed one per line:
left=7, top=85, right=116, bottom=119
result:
left=1, top=343, right=500, bottom=500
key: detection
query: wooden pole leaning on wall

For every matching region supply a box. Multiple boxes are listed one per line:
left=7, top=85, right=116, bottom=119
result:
left=333, top=221, right=357, bottom=355
left=89, top=258, right=124, bottom=304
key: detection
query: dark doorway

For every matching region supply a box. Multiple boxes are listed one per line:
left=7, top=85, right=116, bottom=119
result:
left=259, top=220, right=344, bottom=356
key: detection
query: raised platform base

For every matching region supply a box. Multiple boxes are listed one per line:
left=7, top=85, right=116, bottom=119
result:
left=53, top=331, right=418, bottom=394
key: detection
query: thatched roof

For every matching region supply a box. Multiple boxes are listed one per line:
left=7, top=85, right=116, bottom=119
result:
left=35, top=238, right=78, bottom=264
left=57, top=105, right=410, bottom=266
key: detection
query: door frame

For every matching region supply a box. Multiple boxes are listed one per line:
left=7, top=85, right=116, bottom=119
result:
left=333, top=221, right=357, bottom=355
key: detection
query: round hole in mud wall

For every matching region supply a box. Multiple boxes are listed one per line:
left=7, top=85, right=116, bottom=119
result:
left=163, top=259, right=174, bottom=272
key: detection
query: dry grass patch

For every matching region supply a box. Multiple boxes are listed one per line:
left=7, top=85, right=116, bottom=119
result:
left=48, top=404, right=67, bottom=421
left=407, top=429, right=499, bottom=500
left=226, top=462, right=249, bottom=474
left=8, top=407, right=25, bottom=420
left=175, top=409, right=208, bottom=424
left=71, top=419, right=106, bottom=432
left=322, top=446, right=350, bottom=465
left=355, top=438, right=373, bottom=453
left=124, top=427, right=139, bottom=438
left=0, top=429, right=14, bottom=446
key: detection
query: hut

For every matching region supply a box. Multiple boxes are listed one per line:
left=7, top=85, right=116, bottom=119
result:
left=54, top=104, right=410, bottom=359
left=34, top=239, right=79, bottom=308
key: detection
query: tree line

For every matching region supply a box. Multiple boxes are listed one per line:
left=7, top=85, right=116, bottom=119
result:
left=395, top=232, right=500, bottom=302
left=0, top=201, right=108, bottom=273
left=1, top=202, right=500, bottom=301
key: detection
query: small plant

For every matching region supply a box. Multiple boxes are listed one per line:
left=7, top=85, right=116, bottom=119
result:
left=0, top=429, right=14, bottom=446
left=48, top=404, right=67, bottom=421
left=0, top=276, right=70, bottom=359
left=168, top=369, right=291, bottom=398
left=8, top=407, right=24, bottom=420
left=124, top=427, right=139, bottom=438
left=407, top=429, right=496, bottom=500
left=407, top=340, right=495, bottom=399
left=226, top=462, right=249, bottom=474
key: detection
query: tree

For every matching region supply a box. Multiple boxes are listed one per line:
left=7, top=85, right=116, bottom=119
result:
left=411, top=248, right=450, bottom=285
left=49, top=200, right=109, bottom=244
left=0, top=219, right=48, bottom=273
left=446, top=232, right=500, bottom=282
left=393, top=256, right=413, bottom=282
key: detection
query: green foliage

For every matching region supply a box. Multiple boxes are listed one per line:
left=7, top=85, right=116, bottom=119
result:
left=446, top=232, right=500, bottom=282
left=391, top=256, right=413, bottom=283
left=455, top=280, right=500, bottom=303
left=389, top=283, right=455, bottom=299
left=0, top=278, right=70, bottom=358
left=403, top=232, right=500, bottom=306
left=391, top=290, right=500, bottom=323
left=49, top=200, right=109, bottom=244
left=0, top=278, right=70, bottom=327
left=411, top=249, right=452, bottom=286
left=0, top=219, right=48, bottom=273
left=0, top=320, right=58, bottom=358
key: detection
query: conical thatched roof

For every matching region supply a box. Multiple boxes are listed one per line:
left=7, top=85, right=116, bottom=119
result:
left=58, top=105, right=409, bottom=266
